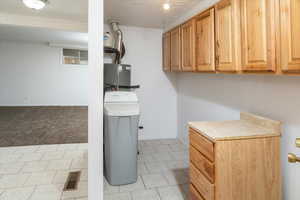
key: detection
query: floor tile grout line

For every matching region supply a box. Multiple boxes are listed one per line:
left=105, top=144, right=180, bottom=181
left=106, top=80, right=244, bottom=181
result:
left=52, top=170, right=60, bottom=185
left=155, top=187, right=163, bottom=200
left=25, top=185, right=37, bottom=200
left=21, top=172, right=32, bottom=188
left=139, top=175, right=147, bottom=191
left=16, top=161, right=26, bottom=174
left=0, top=176, right=60, bottom=190
left=59, top=182, right=64, bottom=200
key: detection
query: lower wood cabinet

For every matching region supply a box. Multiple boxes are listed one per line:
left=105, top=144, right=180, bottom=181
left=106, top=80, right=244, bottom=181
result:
left=190, top=145, right=214, bottom=183
left=190, top=163, right=214, bottom=200
left=190, top=184, right=204, bottom=200
left=189, top=127, right=281, bottom=200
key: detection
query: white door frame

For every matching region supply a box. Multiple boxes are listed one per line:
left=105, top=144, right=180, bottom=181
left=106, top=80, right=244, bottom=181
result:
left=88, top=0, right=103, bottom=199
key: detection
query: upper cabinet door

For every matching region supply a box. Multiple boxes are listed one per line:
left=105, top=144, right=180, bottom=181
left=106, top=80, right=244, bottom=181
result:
left=170, top=27, right=182, bottom=72
left=215, top=0, right=241, bottom=72
left=195, top=8, right=215, bottom=72
left=181, top=19, right=196, bottom=72
left=241, top=0, right=276, bottom=71
left=280, top=0, right=300, bottom=72
left=163, top=32, right=171, bottom=71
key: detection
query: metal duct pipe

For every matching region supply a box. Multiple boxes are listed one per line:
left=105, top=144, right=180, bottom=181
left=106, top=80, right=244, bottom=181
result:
left=110, top=21, right=124, bottom=64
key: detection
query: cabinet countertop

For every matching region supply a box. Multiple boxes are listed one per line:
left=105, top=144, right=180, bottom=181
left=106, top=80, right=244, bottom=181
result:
left=188, top=112, right=282, bottom=141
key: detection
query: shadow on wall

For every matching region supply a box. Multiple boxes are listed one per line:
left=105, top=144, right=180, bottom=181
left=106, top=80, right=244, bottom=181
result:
left=164, top=72, right=178, bottom=92
left=178, top=73, right=300, bottom=125
left=176, top=72, right=300, bottom=200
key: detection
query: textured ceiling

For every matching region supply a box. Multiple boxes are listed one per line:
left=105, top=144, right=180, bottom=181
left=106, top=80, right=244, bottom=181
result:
left=0, top=0, right=202, bottom=28
left=104, top=0, right=201, bottom=28
left=0, top=0, right=88, bottom=22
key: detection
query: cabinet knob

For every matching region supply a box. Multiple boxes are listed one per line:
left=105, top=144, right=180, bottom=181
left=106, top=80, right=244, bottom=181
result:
left=296, top=138, right=300, bottom=148
left=288, top=153, right=300, bottom=163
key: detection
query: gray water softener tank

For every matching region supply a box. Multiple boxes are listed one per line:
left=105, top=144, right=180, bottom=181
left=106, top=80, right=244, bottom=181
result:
left=104, top=91, right=140, bottom=185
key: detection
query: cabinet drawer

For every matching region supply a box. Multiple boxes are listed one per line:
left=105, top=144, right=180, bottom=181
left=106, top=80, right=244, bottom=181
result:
left=190, top=184, right=204, bottom=200
left=190, top=163, right=214, bottom=200
left=190, top=145, right=215, bottom=183
left=189, top=128, right=214, bottom=162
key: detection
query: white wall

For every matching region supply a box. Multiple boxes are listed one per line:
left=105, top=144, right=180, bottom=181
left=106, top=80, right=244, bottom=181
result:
left=0, top=41, right=88, bottom=106
left=166, top=0, right=300, bottom=199
left=104, top=25, right=178, bottom=140
left=177, top=73, right=300, bottom=200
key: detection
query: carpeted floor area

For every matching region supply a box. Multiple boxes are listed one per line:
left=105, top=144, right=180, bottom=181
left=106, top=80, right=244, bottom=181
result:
left=0, top=107, right=88, bottom=147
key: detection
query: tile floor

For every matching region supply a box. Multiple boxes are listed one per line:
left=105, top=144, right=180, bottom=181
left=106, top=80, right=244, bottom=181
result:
left=104, top=139, right=190, bottom=200
left=0, top=143, right=88, bottom=200
left=0, top=139, right=189, bottom=200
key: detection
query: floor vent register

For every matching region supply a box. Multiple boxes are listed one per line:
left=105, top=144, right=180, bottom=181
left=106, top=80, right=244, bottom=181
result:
left=64, top=171, right=81, bottom=191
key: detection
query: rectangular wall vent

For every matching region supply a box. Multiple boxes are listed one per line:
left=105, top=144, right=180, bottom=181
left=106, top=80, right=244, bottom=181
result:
left=62, top=49, right=88, bottom=65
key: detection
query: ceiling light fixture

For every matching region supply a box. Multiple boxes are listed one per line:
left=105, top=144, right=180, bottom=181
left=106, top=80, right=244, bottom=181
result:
left=22, top=0, right=48, bottom=10
left=163, top=3, right=170, bottom=10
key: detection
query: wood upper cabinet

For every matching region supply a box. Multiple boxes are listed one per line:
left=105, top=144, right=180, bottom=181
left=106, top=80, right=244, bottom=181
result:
left=170, top=26, right=182, bottom=71
left=162, top=32, right=171, bottom=71
left=215, top=0, right=241, bottom=72
left=181, top=19, right=196, bottom=71
left=280, top=0, right=300, bottom=72
left=195, top=8, right=215, bottom=72
left=162, top=0, right=300, bottom=75
left=240, top=0, right=276, bottom=72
